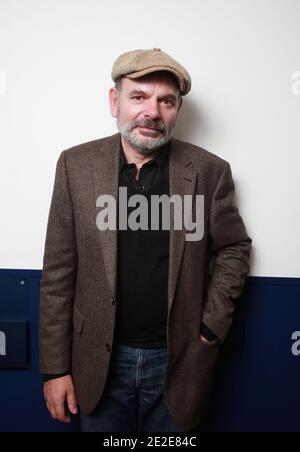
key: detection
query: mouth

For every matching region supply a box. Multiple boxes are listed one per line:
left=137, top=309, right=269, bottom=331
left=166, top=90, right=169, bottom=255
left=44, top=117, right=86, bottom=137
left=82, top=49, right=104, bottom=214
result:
left=138, top=126, right=161, bottom=133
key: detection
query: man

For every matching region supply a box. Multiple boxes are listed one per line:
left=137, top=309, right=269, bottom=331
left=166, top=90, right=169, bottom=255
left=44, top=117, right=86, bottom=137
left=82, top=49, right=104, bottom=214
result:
left=39, top=48, right=252, bottom=432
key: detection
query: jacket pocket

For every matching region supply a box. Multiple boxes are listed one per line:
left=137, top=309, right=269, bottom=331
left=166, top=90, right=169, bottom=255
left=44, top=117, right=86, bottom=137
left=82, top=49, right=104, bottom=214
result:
left=72, top=305, right=85, bottom=335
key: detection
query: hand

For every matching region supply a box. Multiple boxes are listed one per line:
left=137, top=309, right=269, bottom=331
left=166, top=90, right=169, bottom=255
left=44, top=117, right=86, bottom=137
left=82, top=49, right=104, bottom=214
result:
left=43, top=375, right=78, bottom=423
left=200, top=334, right=213, bottom=344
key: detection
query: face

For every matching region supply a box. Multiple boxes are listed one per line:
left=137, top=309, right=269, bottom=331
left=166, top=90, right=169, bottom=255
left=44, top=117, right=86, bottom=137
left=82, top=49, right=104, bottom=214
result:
left=109, top=71, right=183, bottom=155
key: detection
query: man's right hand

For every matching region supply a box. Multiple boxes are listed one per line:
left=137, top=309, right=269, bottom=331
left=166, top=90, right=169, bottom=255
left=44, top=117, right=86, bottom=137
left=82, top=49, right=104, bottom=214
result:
left=43, top=374, right=78, bottom=423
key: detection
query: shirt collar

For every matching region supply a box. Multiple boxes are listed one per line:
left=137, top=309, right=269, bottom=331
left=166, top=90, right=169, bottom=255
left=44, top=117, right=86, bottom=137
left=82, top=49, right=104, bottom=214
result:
left=119, top=138, right=169, bottom=173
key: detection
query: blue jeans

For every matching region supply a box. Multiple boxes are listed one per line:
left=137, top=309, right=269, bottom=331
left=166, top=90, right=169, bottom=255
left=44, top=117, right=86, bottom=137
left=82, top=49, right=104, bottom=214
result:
left=80, top=344, right=182, bottom=432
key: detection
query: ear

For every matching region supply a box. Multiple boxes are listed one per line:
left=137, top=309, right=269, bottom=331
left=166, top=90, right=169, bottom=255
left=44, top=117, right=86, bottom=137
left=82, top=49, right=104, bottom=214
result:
left=109, top=87, right=119, bottom=118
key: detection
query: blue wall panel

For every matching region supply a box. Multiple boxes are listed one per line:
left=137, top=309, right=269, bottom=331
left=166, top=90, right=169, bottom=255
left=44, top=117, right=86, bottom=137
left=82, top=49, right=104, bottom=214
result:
left=201, top=277, right=300, bottom=432
left=0, top=270, right=299, bottom=432
left=0, top=270, right=80, bottom=432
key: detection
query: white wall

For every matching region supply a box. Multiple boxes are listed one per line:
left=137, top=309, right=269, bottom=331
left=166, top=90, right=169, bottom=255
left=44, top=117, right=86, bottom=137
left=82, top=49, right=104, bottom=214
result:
left=0, top=0, right=299, bottom=276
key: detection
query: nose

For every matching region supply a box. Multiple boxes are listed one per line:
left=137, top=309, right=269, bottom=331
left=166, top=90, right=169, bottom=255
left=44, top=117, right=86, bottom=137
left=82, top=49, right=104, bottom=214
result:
left=143, top=98, right=161, bottom=120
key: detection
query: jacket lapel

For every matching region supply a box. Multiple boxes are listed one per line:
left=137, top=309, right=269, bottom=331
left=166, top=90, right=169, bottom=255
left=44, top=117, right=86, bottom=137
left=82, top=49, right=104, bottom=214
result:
left=92, top=133, right=120, bottom=298
left=168, top=138, right=197, bottom=311
left=91, top=132, right=197, bottom=314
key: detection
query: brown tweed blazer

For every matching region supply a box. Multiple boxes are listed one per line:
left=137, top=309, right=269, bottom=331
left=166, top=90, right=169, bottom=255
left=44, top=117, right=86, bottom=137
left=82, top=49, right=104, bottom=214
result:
left=39, top=132, right=252, bottom=431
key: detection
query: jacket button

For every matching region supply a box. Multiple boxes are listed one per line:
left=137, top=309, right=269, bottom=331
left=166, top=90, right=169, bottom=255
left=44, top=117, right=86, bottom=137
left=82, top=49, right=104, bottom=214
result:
left=111, top=296, right=115, bottom=305
left=105, top=343, right=111, bottom=352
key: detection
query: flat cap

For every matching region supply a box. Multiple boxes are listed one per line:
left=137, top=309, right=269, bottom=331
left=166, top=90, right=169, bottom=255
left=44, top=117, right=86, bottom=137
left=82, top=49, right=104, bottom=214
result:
left=111, top=48, right=191, bottom=96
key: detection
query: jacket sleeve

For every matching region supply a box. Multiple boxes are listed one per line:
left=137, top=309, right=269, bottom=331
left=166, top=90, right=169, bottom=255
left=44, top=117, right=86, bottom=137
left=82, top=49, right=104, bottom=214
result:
left=201, top=161, right=252, bottom=344
left=39, top=151, right=77, bottom=374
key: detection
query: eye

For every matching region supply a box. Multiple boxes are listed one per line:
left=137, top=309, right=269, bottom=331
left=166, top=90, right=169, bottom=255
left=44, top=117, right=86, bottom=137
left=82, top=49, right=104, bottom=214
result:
left=162, top=99, right=174, bottom=106
left=132, top=96, right=144, bottom=101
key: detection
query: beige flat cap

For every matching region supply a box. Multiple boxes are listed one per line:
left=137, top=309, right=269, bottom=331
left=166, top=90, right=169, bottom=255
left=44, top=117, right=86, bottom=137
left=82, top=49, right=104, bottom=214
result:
left=111, top=48, right=191, bottom=96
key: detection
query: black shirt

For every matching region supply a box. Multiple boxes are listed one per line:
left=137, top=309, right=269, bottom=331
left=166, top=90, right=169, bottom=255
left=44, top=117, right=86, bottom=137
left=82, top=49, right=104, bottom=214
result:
left=113, top=140, right=170, bottom=349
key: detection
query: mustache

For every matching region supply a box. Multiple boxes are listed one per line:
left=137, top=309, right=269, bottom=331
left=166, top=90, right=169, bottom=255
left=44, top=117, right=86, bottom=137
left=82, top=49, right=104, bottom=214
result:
left=132, top=119, right=167, bottom=133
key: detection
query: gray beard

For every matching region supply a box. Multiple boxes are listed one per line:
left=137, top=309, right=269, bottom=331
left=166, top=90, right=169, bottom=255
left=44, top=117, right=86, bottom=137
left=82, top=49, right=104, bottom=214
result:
left=116, top=115, right=176, bottom=156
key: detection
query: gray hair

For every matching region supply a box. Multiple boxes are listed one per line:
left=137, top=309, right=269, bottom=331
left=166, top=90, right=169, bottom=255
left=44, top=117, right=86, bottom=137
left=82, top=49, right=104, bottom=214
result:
left=114, top=77, right=122, bottom=93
